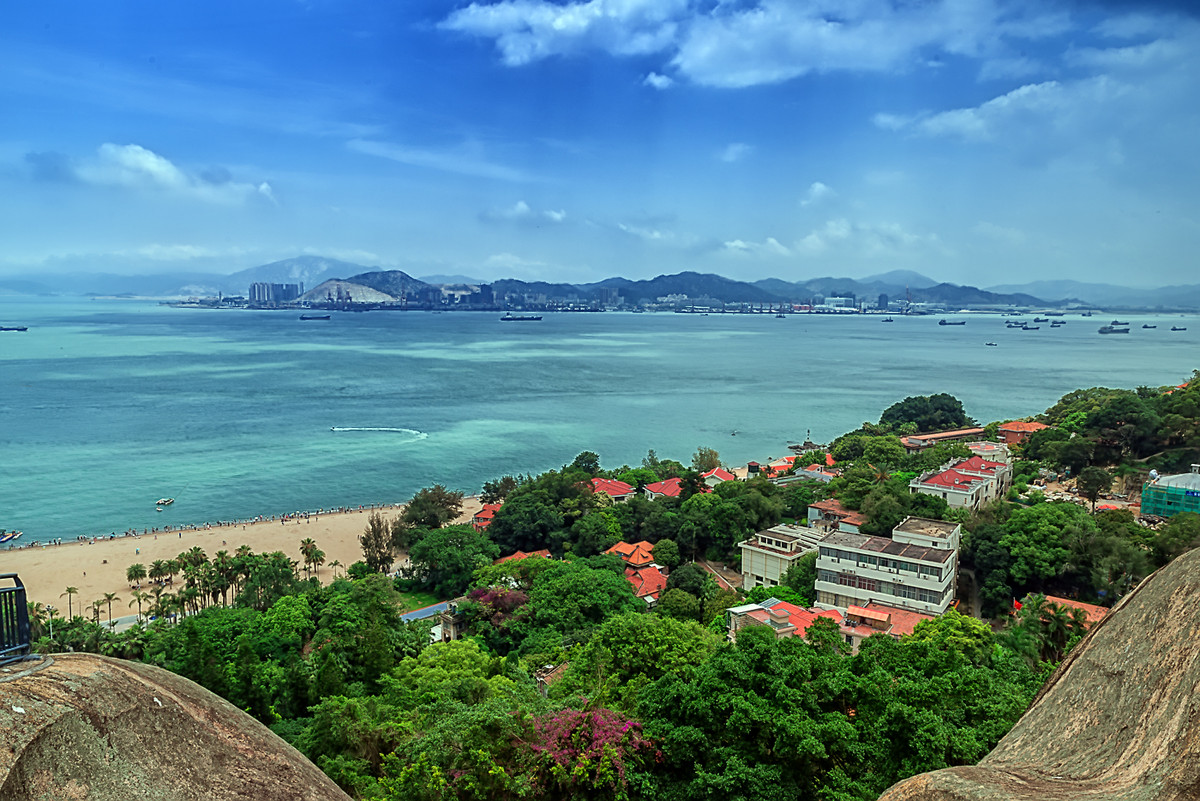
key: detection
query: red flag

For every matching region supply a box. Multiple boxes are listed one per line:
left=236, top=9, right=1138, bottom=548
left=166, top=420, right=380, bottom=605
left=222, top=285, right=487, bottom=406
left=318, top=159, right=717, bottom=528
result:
left=1012, top=598, right=1023, bottom=611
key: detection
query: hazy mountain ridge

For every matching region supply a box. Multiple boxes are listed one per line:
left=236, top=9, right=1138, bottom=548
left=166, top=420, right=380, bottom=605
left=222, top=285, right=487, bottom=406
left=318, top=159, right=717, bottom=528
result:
left=4, top=256, right=1200, bottom=308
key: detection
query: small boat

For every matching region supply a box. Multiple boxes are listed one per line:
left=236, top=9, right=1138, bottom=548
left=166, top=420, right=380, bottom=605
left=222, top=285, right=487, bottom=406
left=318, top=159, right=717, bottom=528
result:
left=1099, top=325, right=1130, bottom=334
left=1172, top=326, right=1188, bottom=331
left=1143, top=324, right=1157, bottom=329
left=1022, top=325, right=1039, bottom=330
left=299, top=314, right=331, bottom=320
left=938, top=319, right=966, bottom=326
left=0, top=326, right=28, bottom=332
left=882, top=317, right=894, bottom=323
left=155, top=498, right=174, bottom=506
left=1081, top=311, right=1094, bottom=317
left=775, top=313, right=786, bottom=318
left=1050, top=321, right=1065, bottom=327
left=1033, top=317, right=1049, bottom=323
left=500, top=313, right=543, bottom=321
left=985, top=342, right=997, bottom=346
left=1111, top=320, right=1130, bottom=326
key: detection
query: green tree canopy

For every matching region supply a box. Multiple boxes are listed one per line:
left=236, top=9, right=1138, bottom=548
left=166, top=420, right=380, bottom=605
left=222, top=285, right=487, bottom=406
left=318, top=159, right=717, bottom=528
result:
left=879, top=393, right=974, bottom=432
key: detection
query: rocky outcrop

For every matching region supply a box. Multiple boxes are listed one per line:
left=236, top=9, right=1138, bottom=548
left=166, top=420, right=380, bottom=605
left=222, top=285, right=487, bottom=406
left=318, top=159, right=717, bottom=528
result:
left=0, top=654, right=349, bottom=801
left=880, top=546, right=1200, bottom=801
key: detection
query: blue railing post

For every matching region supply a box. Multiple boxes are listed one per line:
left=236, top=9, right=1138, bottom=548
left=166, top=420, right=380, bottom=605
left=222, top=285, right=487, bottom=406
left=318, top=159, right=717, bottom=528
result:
left=0, top=573, right=32, bottom=665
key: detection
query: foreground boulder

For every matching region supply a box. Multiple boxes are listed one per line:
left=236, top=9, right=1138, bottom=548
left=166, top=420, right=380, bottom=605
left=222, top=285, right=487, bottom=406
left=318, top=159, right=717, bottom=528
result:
left=880, top=546, right=1200, bottom=801
left=0, top=653, right=349, bottom=801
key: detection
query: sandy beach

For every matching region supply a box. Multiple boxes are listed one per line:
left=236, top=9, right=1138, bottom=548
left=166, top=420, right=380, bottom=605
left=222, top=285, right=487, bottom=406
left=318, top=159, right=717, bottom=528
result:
left=2, top=498, right=483, bottom=613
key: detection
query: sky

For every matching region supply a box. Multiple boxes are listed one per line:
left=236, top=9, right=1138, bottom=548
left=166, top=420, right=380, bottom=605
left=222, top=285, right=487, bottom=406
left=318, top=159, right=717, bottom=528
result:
left=2, top=0, right=1198, bottom=287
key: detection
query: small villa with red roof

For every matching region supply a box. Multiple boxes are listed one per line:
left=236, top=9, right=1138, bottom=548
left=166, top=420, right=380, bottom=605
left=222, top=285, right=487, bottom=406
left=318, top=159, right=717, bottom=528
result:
left=807, top=498, right=866, bottom=534
left=910, top=456, right=1010, bottom=510
left=494, top=549, right=553, bottom=565
left=998, top=420, right=1049, bottom=446
left=625, top=564, right=668, bottom=606
left=701, top=467, right=737, bottom=487
left=643, top=477, right=683, bottom=500
left=590, top=477, right=636, bottom=502
left=1037, top=594, right=1109, bottom=629
left=473, top=502, right=502, bottom=531
left=725, top=597, right=844, bottom=642
left=605, top=540, right=657, bottom=569
left=838, top=602, right=933, bottom=653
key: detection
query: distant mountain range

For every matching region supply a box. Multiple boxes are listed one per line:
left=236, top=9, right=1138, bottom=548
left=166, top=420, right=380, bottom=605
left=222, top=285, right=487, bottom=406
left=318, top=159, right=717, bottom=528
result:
left=2, top=256, right=1199, bottom=310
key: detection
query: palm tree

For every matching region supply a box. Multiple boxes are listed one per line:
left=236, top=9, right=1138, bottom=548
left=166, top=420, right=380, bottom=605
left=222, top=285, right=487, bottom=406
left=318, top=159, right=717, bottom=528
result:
left=128, top=589, right=151, bottom=623
left=328, top=559, right=343, bottom=579
left=310, top=548, right=326, bottom=579
left=126, top=562, right=147, bottom=587
left=102, top=592, right=121, bottom=628
left=149, top=559, right=171, bottom=584
left=91, top=599, right=104, bottom=626
left=299, top=537, right=318, bottom=578
left=60, top=586, right=79, bottom=620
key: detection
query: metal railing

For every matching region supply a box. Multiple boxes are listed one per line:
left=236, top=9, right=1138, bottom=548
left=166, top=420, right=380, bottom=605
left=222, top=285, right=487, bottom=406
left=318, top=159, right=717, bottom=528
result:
left=0, top=573, right=31, bottom=665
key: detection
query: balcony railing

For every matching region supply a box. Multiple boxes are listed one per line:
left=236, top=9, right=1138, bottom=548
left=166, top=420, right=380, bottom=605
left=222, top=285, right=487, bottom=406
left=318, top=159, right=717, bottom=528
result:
left=0, top=573, right=31, bottom=665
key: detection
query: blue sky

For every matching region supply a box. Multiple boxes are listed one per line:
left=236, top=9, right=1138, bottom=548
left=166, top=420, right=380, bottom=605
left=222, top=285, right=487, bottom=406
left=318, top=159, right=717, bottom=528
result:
left=2, top=0, right=1198, bottom=286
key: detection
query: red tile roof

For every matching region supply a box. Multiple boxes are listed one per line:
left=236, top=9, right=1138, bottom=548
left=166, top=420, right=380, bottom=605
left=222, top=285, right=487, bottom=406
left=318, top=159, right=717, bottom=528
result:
left=999, top=421, right=1049, bottom=433
left=644, top=477, right=683, bottom=497
left=918, top=469, right=983, bottom=491
left=954, top=455, right=1005, bottom=474
left=1042, top=595, right=1109, bottom=628
left=591, top=477, right=635, bottom=497
left=494, top=549, right=553, bottom=564
left=606, top=540, right=656, bottom=567
left=702, top=467, right=737, bottom=482
left=768, top=600, right=844, bottom=635
left=625, top=565, right=667, bottom=600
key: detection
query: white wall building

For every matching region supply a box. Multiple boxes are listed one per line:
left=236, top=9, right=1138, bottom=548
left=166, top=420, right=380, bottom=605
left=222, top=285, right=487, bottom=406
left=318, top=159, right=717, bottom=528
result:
left=814, top=516, right=960, bottom=616
left=738, top=524, right=826, bottom=590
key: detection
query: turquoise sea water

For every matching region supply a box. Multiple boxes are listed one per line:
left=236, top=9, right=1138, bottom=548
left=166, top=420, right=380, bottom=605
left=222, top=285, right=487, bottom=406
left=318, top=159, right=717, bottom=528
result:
left=1, top=297, right=1196, bottom=544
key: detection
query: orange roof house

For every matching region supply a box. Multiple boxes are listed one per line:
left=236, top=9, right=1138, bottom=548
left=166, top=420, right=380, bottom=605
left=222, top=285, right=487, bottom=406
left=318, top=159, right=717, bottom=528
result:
left=473, top=502, right=502, bottom=530
left=494, top=549, right=553, bottom=565
left=605, top=540, right=656, bottom=569
left=625, top=565, right=668, bottom=604
left=838, top=602, right=933, bottom=653
left=1040, top=594, right=1109, bottom=628
left=998, top=420, right=1049, bottom=445
left=807, top=498, right=867, bottom=533
left=726, top=599, right=843, bottom=641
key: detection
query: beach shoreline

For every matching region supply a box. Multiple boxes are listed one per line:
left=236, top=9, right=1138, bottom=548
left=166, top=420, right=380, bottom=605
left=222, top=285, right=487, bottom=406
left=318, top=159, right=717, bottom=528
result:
left=3, top=498, right=483, bottom=614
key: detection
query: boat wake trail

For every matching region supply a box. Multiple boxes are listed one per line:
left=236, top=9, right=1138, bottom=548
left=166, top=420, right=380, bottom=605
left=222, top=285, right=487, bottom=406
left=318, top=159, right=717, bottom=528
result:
left=330, top=427, right=429, bottom=439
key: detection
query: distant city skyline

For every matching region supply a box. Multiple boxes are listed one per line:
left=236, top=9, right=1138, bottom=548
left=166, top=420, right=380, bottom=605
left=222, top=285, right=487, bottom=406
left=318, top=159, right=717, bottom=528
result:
left=3, top=1, right=1198, bottom=286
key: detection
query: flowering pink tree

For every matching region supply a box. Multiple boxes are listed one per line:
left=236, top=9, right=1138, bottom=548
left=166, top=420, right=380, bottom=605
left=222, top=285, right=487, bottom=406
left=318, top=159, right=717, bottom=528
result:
left=526, top=707, right=659, bottom=800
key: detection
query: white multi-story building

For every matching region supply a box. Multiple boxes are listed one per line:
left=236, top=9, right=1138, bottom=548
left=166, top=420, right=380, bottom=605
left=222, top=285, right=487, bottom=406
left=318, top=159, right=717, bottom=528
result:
left=814, top=516, right=960, bottom=616
left=738, top=524, right=826, bottom=590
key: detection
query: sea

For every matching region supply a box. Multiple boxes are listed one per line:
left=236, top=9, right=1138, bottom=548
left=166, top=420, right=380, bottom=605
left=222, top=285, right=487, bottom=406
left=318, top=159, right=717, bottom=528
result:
left=1, top=297, right=1196, bottom=545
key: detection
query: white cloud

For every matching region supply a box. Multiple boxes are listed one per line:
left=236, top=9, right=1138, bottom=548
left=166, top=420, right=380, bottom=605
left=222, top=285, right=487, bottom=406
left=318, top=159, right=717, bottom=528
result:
left=618, top=221, right=672, bottom=241
left=440, top=0, right=1074, bottom=88
left=67, top=143, right=272, bottom=204
left=440, top=0, right=687, bottom=66
left=795, top=219, right=941, bottom=258
left=800, top=181, right=833, bottom=206
left=972, top=221, right=1026, bottom=244
left=348, top=138, right=531, bottom=182
left=719, top=142, right=753, bottom=163
left=875, top=81, right=1070, bottom=142
left=644, top=71, right=674, bottom=89
left=721, top=236, right=790, bottom=256
left=483, top=200, right=567, bottom=223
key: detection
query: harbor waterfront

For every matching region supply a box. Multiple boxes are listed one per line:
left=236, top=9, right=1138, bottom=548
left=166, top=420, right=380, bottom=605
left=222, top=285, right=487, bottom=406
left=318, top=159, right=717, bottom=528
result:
left=1, top=296, right=1196, bottom=546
